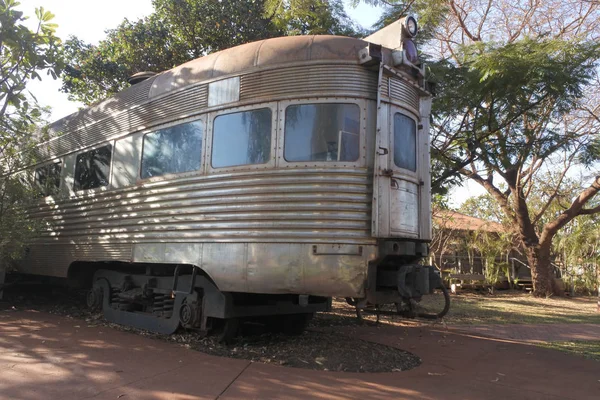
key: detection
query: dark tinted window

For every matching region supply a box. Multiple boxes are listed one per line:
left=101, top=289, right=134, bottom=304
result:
left=141, top=120, right=203, bottom=179
left=35, top=162, right=61, bottom=196
left=284, top=103, right=360, bottom=162
left=212, top=108, right=272, bottom=168
left=74, top=144, right=112, bottom=191
left=393, top=113, right=416, bottom=171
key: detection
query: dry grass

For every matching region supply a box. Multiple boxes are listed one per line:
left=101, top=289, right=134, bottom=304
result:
left=443, top=291, right=600, bottom=325
left=321, top=292, right=600, bottom=327
left=538, top=341, right=600, bottom=362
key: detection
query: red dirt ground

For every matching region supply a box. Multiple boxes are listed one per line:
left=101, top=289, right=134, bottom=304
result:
left=0, top=310, right=598, bottom=400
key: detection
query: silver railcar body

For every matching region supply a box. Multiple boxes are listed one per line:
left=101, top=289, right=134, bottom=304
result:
left=21, top=34, right=432, bottom=307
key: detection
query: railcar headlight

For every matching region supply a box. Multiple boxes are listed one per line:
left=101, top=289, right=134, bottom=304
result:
left=403, top=39, right=419, bottom=64
left=404, top=16, right=418, bottom=38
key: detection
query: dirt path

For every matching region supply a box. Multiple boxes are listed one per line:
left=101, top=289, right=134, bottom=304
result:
left=1, top=310, right=599, bottom=400
left=452, top=323, right=600, bottom=342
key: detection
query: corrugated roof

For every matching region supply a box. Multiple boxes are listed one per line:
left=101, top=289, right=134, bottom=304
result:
left=433, top=210, right=506, bottom=233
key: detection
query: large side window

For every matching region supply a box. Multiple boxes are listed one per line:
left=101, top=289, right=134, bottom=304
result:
left=74, top=144, right=112, bottom=191
left=35, top=162, right=62, bottom=196
left=211, top=108, right=272, bottom=168
left=284, top=103, right=360, bottom=162
left=141, top=120, right=203, bottom=179
left=393, top=113, right=417, bottom=172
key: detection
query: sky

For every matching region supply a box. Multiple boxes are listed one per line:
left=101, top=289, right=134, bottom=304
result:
left=18, top=0, right=484, bottom=205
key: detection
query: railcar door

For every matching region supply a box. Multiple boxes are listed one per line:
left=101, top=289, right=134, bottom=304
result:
left=372, top=103, right=428, bottom=239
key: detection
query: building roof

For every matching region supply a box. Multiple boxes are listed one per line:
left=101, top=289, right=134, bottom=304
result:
left=433, top=210, right=506, bottom=233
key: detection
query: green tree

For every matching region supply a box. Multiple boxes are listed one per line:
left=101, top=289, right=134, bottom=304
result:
left=460, top=193, right=506, bottom=223
left=556, top=213, right=600, bottom=294
left=62, top=0, right=362, bottom=105
left=434, top=39, right=600, bottom=297
left=264, top=0, right=360, bottom=36
left=0, top=0, right=63, bottom=296
left=355, top=0, right=600, bottom=297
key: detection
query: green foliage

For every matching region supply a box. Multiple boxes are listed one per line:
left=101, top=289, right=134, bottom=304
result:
left=0, top=0, right=62, bottom=133
left=62, top=0, right=363, bottom=105
left=555, top=211, right=599, bottom=294
left=0, top=0, right=62, bottom=266
left=61, top=14, right=193, bottom=105
left=469, top=229, right=511, bottom=286
left=265, top=0, right=361, bottom=36
left=154, top=0, right=279, bottom=54
left=459, top=193, right=507, bottom=224
left=456, top=197, right=514, bottom=285
left=354, top=0, right=446, bottom=41
left=430, top=38, right=600, bottom=184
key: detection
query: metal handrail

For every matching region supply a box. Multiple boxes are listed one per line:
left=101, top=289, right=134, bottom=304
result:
left=510, top=257, right=530, bottom=269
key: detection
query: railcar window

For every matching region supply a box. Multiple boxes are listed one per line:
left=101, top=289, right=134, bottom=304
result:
left=393, top=113, right=417, bottom=172
left=74, top=144, right=112, bottom=191
left=35, top=162, right=61, bottom=196
left=141, top=121, right=203, bottom=179
left=212, top=108, right=272, bottom=168
left=284, top=103, right=360, bottom=162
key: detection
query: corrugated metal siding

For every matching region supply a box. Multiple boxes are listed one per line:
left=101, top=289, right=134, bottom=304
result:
left=34, top=65, right=375, bottom=163
left=388, top=77, right=419, bottom=110
left=240, top=65, right=377, bottom=101
left=152, top=84, right=208, bottom=123
left=20, top=243, right=133, bottom=277
left=39, top=77, right=158, bottom=161
left=28, top=168, right=373, bottom=248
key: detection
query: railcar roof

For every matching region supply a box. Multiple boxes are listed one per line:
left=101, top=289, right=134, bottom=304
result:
left=150, top=35, right=370, bottom=98
left=48, top=35, right=373, bottom=136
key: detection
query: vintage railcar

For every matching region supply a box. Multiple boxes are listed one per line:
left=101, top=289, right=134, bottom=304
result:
left=18, top=17, right=447, bottom=337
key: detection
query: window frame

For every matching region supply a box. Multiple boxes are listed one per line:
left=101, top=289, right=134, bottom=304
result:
left=206, top=103, right=278, bottom=174
left=72, top=142, right=115, bottom=194
left=278, top=98, right=367, bottom=169
left=34, top=159, right=62, bottom=198
left=391, top=111, right=419, bottom=174
left=137, top=115, right=208, bottom=183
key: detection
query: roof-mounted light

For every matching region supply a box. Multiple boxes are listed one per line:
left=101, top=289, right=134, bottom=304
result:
left=404, top=16, right=418, bottom=38
left=402, top=39, right=419, bottom=64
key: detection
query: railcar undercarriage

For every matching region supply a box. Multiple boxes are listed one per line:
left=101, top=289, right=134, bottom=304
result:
left=85, top=254, right=449, bottom=341
left=352, top=262, right=450, bottom=321
left=352, top=243, right=451, bottom=321
left=87, top=265, right=330, bottom=341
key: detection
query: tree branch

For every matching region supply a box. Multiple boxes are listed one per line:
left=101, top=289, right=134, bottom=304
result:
left=542, top=176, right=600, bottom=240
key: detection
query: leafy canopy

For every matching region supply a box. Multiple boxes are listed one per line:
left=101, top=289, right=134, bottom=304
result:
left=61, top=0, right=363, bottom=105
left=0, top=0, right=62, bottom=265
left=430, top=37, right=600, bottom=189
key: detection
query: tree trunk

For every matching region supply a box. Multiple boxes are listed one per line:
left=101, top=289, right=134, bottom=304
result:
left=525, top=242, right=558, bottom=297
left=597, top=264, right=599, bottom=313
left=0, top=260, right=5, bottom=300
